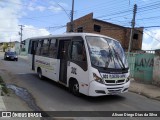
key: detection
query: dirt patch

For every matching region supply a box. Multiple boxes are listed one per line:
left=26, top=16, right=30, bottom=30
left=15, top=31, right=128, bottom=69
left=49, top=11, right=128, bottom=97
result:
left=0, top=75, right=9, bottom=96
left=7, top=84, right=42, bottom=111
left=0, top=68, right=19, bottom=85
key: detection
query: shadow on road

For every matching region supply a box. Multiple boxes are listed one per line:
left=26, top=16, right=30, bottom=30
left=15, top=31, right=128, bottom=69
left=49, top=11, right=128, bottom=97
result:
left=27, top=74, right=126, bottom=103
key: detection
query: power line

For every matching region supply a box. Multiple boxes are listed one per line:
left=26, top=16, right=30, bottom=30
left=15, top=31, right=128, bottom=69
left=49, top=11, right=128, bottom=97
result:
left=92, top=1, right=160, bottom=20
left=143, top=29, right=160, bottom=43
left=137, top=15, right=160, bottom=21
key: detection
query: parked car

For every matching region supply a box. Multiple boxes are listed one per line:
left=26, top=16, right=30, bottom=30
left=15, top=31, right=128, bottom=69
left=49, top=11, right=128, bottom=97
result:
left=4, top=51, right=18, bottom=61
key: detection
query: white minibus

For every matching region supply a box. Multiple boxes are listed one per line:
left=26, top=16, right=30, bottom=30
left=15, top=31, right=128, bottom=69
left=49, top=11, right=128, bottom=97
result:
left=28, top=33, right=130, bottom=96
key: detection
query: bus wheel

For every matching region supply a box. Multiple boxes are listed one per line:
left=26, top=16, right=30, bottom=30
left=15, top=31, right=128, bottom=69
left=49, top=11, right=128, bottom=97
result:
left=71, top=81, right=79, bottom=96
left=37, top=68, right=43, bottom=79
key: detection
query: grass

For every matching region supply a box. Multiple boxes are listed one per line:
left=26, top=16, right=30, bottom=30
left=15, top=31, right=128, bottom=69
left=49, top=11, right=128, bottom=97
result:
left=0, top=76, right=9, bottom=96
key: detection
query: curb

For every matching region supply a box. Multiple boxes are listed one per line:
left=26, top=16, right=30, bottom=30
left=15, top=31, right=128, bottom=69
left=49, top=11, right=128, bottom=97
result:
left=129, top=90, right=160, bottom=101
left=0, top=96, right=6, bottom=111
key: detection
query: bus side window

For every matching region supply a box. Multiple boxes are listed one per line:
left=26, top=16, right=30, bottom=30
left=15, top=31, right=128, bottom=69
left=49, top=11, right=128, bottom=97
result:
left=71, top=41, right=86, bottom=61
left=36, top=40, right=43, bottom=55
left=48, top=39, right=57, bottom=58
left=41, top=39, right=49, bottom=57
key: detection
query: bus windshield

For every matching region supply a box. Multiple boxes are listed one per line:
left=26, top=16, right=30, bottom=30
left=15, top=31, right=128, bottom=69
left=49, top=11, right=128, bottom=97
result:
left=86, top=36, right=128, bottom=69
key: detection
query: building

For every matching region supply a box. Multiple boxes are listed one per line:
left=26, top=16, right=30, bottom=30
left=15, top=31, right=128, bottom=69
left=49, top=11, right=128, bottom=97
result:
left=14, top=39, right=30, bottom=55
left=67, top=13, right=143, bottom=51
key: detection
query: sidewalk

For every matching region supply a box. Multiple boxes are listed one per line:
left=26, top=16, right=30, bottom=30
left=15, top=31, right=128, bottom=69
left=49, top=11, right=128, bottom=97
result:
left=129, top=80, right=160, bottom=101
left=0, top=96, right=6, bottom=111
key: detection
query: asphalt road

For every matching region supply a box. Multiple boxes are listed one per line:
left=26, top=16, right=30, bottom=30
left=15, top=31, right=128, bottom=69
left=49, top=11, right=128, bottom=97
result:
left=0, top=53, right=160, bottom=120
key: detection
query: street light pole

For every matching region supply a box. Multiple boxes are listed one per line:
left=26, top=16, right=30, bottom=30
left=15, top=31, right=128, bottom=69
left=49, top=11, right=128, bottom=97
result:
left=70, top=0, right=74, bottom=32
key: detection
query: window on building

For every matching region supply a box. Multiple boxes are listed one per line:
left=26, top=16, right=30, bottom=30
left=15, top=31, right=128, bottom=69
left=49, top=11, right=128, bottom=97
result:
left=133, top=33, right=139, bottom=40
left=94, top=24, right=101, bottom=32
left=77, top=27, right=83, bottom=32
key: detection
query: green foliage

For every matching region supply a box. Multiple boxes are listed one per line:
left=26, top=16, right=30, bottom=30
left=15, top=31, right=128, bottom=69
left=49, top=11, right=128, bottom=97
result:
left=2, top=43, right=8, bottom=52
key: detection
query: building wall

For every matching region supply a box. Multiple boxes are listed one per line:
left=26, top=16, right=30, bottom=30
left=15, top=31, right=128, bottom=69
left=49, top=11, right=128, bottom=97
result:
left=67, top=13, right=143, bottom=51
left=92, top=20, right=126, bottom=48
left=14, top=42, right=20, bottom=55
left=14, top=39, right=30, bottom=55
left=67, top=13, right=93, bottom=33
left=125, top=28, right=143, bottom=50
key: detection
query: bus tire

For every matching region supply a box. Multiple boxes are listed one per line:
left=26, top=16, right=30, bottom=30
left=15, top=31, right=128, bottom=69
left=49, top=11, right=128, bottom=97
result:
left=37, top=68, right=44, bottom=80
left=69, top=80, right=80, bottom=96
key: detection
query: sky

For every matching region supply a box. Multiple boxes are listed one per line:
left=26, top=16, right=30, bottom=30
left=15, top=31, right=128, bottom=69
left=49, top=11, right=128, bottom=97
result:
left=0, top=0, right=160, bottom=50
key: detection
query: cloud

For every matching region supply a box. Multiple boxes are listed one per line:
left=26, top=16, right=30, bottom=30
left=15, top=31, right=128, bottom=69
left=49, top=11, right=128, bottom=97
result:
left=36, top=6, right=46, bottom=12
left=48, top=1, right=69, bottom=13
left=0, top=0, right=22, bottom=42
left=27, top=1, right=46, bottom=12
left=0, top=0, right=50, bottom=42
left=142, top=29, right=160, bottom=50
left=48, top=6, right=62, bottom=12
left=22, top=25, right=50, bottom=40
left=27, top=0, right=68, bottom=13
left=28, top=5, right=46, bottom=12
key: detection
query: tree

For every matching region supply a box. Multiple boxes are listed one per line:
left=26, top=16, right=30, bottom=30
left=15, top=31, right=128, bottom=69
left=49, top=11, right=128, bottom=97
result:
left=2, top=43, right=8, bottom=52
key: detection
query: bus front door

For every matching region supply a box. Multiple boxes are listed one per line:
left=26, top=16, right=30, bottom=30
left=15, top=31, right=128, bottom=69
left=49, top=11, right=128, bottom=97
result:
left=31, top=41, right=37, bottom=70
left=59, top=40, right=71, bottom=84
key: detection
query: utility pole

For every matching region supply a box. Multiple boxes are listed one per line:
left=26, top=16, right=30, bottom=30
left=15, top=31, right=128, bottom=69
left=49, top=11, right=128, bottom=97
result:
left=10, top=38, right=11, bottom=50
left=128, top=4, right=137, bottom=58
left=18, top=25, right=24, bottom=54
left=70, top=0, right=74, bottom=32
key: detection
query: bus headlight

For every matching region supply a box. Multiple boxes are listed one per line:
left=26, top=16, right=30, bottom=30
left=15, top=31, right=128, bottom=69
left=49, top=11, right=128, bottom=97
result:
left=93, top=73, right=103, bottom=84
left=126, top=77, right=130, bottom=83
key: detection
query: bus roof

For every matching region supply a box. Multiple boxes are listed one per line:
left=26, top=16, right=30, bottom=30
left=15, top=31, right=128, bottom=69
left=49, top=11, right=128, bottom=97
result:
left=26, top=33, right=119, bottom=42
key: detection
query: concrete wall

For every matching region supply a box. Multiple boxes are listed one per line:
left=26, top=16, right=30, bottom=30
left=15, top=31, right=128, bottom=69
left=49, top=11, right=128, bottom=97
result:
left=15, top=42, right=20, bottom=55
left=128, top=53, right=156, bottom=84
left=153, top=56, right=160, bottom=86
left=134, top=53, right=154, bottom=83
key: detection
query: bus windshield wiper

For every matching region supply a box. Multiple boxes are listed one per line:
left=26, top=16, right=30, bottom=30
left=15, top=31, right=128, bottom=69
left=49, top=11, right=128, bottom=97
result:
left=104, top=49, right=112, bottom=68
left=112, top=47, right=125, bottom=69
left=105, top=42, right=116, bottom=68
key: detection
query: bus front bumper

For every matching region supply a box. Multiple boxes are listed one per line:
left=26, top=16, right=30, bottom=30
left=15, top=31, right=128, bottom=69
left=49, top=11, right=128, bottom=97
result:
left=88, top=80, right=130, bottom=96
